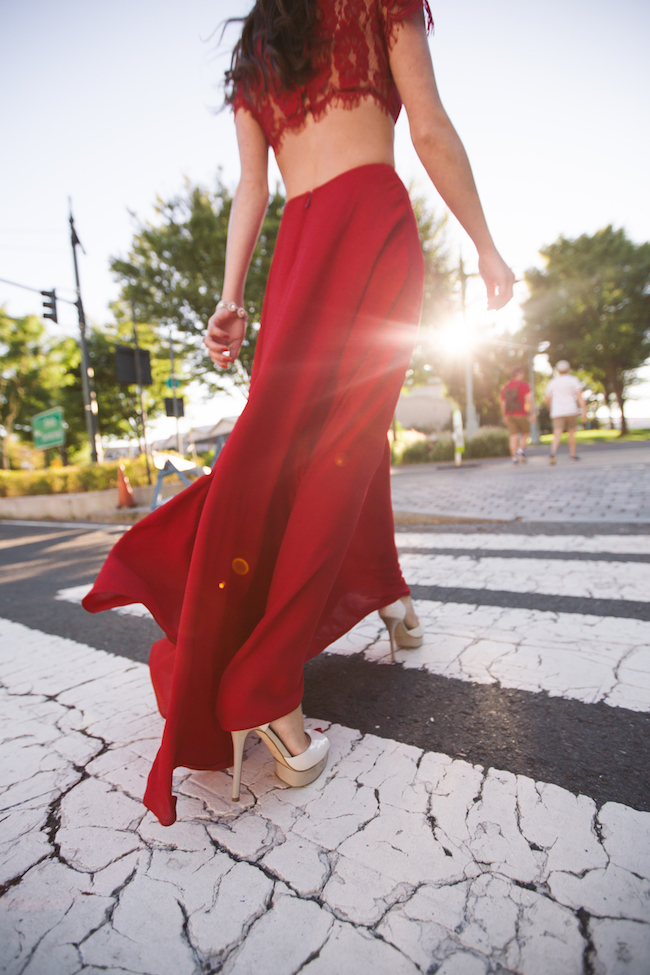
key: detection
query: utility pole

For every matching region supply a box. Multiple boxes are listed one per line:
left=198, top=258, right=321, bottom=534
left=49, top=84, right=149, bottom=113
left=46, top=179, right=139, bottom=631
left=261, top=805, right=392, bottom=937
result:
left=169, top=332, right=183, bottom=455
left=131, top=299, right=152, bottom=484
left=69, top=204, right=102, bottom=463
left=527, top=351, right=540, bottom=444
left=457, top=256, right=479, bottom=439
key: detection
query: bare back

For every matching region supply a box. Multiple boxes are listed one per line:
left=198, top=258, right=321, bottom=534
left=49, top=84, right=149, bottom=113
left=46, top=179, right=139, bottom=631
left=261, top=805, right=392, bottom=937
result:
left=275, top=100, right=396, bottom=200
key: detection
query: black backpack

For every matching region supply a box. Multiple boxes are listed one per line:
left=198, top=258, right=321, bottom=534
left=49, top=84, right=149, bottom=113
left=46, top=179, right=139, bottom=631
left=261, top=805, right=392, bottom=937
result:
left=504, top=384, right=522, bottom=413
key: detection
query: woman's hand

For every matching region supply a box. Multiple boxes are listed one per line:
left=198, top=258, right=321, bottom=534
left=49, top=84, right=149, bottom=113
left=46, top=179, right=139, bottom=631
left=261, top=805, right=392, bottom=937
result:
left=478, top=249, right=516, bottom=311
left=204, top=306, right=247, bottom=369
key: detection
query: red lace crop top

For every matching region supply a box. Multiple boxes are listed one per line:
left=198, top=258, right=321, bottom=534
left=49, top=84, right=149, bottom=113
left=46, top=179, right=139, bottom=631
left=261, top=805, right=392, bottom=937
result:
left=232, top=0, right=433, bottom=151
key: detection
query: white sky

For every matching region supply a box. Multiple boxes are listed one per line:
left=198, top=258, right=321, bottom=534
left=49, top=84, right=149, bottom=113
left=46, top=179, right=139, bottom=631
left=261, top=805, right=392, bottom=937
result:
left=1, top=0, right=649, bottom=432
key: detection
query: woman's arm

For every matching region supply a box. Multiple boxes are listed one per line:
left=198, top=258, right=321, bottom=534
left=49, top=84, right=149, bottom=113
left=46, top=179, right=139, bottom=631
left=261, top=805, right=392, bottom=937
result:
left=204, top=110, right=270, bottom=368
left=388, top=15, right=514, bottom=310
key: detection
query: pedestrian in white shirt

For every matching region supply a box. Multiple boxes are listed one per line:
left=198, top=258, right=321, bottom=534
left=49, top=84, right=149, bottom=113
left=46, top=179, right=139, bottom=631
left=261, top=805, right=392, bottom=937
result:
left=545, top=360, right=587, bottom=465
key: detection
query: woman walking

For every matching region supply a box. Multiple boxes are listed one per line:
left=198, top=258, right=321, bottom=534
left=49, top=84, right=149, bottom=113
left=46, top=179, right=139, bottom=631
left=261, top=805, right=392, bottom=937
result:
left=84, top=0, right=514, bottom=826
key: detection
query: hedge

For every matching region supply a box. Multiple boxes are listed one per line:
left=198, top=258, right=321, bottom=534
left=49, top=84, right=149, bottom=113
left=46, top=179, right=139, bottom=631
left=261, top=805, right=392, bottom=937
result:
left=0, top=457, right=151, bottom=498
left=396, top=426, right=510, bottom=465
left=1, top=427, right=511, bottom=494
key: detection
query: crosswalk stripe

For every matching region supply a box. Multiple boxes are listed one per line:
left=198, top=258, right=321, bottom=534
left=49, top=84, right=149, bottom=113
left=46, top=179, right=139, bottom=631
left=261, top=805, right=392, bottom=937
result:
left=397, top=531, right=650, bottom=555
left=399, top=552, right=650, bottom=603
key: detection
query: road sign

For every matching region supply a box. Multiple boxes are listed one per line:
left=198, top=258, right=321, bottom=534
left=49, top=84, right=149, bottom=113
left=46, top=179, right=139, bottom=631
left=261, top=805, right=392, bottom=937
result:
left=32, top=407, right=65, bottom=450
left=165, top=377, right=180, bottom=389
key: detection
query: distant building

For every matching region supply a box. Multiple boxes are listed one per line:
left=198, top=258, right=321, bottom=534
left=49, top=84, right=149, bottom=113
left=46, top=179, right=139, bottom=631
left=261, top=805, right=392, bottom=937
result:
left=395, top=380, right=453, bottom=432
left=151, top=416, right=240, bottom=459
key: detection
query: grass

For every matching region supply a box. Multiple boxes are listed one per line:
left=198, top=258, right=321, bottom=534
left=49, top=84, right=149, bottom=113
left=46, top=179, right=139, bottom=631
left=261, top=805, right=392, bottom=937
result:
left=539, top=428, right=650, bottom=445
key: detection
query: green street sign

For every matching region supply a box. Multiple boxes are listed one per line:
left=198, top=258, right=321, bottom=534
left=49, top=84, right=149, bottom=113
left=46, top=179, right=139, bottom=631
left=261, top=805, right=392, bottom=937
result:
left=165, top=377, right=181, bottom=389
left=32, top=407, right=65, bottom=450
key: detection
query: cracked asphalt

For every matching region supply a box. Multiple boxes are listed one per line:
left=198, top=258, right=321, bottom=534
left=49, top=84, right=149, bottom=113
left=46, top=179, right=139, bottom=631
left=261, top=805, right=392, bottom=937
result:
left=1, top=440, right=650, bottom=974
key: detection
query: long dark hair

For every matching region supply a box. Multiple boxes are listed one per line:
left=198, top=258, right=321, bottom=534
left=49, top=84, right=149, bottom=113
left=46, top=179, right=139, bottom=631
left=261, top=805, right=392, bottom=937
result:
left=224, top=0, right=320, bottom=101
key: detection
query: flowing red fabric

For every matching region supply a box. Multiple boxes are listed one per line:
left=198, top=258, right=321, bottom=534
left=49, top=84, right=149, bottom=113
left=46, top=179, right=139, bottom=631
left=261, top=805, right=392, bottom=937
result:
left=83, top=164, right=424, bottom=825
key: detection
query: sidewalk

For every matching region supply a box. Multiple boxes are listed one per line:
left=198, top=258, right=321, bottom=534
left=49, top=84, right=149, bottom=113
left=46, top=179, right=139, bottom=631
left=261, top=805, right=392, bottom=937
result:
left=391, top=441, right=650, bottom=524
left=1, top=443, right=650, bottom=974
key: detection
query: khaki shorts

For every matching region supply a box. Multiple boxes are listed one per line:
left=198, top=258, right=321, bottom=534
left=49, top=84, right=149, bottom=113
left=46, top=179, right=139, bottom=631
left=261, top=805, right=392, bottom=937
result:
left=552, top=415, right=578, bottom=433
left=506, top=415, right=530, bottom=435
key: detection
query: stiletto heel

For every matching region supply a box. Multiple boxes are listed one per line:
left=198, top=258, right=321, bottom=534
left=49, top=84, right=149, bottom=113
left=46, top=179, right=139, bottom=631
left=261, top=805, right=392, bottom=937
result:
left=230, top=723, right=329, bottom=801
left=231, top=729, right=249, bottom=802
left=378, top=600, right=424, bottom=660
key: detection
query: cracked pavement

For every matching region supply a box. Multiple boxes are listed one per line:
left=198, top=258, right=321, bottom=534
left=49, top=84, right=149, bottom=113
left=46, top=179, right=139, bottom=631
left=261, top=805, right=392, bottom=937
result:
left=3, top=622, right=649, bottom=975
left=2, top=443, right=650, bottom=974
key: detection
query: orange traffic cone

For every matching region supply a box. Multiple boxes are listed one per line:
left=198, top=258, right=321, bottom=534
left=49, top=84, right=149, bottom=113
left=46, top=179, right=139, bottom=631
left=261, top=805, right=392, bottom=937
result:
left=117, top=463, right=136, bottom=508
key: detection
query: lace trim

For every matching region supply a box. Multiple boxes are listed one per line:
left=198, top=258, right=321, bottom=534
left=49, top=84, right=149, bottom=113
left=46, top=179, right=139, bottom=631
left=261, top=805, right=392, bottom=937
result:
left=233, top=0, right=434, bottom=152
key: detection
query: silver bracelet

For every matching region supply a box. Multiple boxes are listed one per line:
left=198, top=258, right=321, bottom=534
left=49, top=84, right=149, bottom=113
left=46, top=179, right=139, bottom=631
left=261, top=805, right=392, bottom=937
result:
left=217, top=300, right=248, bottom=320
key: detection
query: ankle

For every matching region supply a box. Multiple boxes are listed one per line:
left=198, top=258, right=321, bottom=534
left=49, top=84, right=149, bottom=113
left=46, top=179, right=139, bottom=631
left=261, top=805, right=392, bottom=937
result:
left=400, top=596, right=419, bottom=630
left=269, top=706, right=310, bottom=757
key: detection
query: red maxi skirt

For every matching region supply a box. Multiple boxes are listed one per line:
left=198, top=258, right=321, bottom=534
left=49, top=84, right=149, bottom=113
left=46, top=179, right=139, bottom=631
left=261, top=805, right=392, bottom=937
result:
left=83, top=163, right=425, bottom=825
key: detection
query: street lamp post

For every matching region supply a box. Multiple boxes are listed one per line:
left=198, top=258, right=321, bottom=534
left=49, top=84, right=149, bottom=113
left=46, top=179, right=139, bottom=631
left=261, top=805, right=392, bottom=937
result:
left=527, top=351, right=540, bottom=444
left=457, top=257, right=479, bottom=439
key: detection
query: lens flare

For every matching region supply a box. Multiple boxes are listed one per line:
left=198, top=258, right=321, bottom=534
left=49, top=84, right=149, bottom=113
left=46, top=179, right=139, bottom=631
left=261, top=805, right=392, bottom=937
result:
left=232, top=558, right=249, bottom=575
left=435, top=320, right=475, bottom=357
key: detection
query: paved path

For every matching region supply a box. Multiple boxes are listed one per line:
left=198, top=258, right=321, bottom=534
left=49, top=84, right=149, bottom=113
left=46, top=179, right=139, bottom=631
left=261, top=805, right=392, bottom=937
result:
left=2, top=443, right=650, bottom=975
left=391, top=441, right=650, bottom=523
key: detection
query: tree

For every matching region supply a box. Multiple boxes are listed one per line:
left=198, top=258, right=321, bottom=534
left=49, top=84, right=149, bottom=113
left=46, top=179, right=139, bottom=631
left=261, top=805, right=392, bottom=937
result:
left=111, top=179, right=285, bottom=393
left=403, top=192, right=455, bottom=388
left=50, top=320, right=171, bottom=458
left=439, top=339, right=533, bottom=426
left=522, top=226, right=650, bottom=435
left=0, top=311, right=56, bottom=468
left=0, top=308, right=171, bottom=465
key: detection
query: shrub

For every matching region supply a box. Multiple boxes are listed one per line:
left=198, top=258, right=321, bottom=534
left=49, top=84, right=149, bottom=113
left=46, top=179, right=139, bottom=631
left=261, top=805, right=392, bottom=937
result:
left=464, top=426, right=510, bottom=459
left=396, top=426, right=509, bottom=464
left=400, top=433, right=455, bottom=464
left=0, top=457, right=151, bottom=498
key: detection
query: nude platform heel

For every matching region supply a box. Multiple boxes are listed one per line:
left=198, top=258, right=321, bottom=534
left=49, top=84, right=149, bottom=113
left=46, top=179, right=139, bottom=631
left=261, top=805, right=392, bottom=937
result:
left=230, top=724, right=329, bottom=802
left=378, top=600, right=424, bottom=662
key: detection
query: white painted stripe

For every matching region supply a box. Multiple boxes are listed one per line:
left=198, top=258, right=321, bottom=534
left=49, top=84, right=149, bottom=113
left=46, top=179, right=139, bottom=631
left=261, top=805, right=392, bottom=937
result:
left=397, top=532, right=650, bottom=555
left=1, top=614, right=649, bottom=975
left=0, top=519, right=130, bottom=531
left=325, top=601, right=650, bottom=713
left=56, top=584, right=153, bottom=618
left=399, top=552, right=650, bottom=603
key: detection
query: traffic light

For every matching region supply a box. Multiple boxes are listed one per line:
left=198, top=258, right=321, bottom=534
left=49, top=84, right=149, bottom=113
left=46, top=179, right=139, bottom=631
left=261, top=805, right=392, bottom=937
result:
left=41, top=289, right=58, bottom=324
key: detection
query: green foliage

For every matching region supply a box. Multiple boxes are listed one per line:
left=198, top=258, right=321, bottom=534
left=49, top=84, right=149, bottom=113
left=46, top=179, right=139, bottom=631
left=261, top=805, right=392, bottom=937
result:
left=522, top=226, right=650, bottom=435
left=399, top=433, right=454, bottom=464
left=400, top=202, right=534, bottom=424
left=438, top=341, right=534, bottom=426
left=0, top=310, right=56, bottom=468
left=110, top=180, right=285, bottom=392
left=404, top=193, right=455, bottom=389
left=52, top=320, right=171, bottom=456
left=0, top=457, right=150, bottom=498
left=395, top=426, right=509, bottom=464
left=465, top=426, right=510, bottom=458
left=1, top=308, right=172, bottom=464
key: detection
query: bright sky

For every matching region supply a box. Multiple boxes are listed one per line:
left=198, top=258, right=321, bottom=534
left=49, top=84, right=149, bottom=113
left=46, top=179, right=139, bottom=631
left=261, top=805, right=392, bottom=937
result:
left=2, top=0, right=649, bottom=432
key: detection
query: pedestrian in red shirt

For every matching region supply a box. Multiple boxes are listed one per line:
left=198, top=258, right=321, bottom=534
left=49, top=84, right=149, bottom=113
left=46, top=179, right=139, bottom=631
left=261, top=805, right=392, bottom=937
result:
left=500, top=367, right=535, bottom=464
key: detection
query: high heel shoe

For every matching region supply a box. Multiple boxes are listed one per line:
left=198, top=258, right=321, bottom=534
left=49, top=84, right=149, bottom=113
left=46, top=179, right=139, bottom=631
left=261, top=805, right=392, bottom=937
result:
left=230, top=723, right=329, bottom=802
left=378, top=600, right=424, bottom=662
